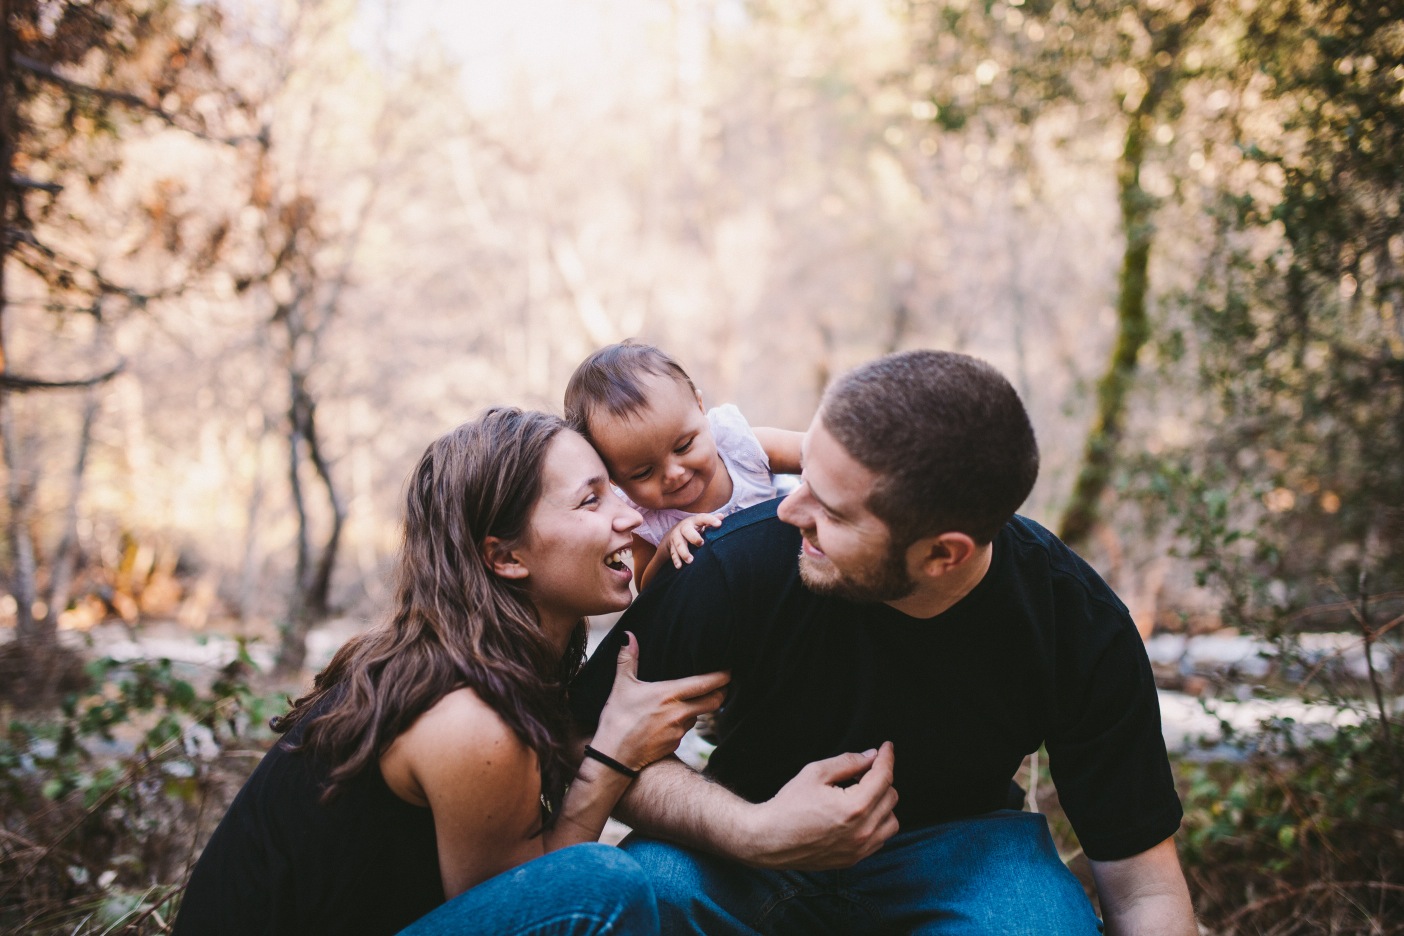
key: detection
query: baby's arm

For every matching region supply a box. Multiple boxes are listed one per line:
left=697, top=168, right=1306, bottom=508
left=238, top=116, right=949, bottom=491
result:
left=752, top=427, right=804, bottom=475
left=638, top=516, right=721, bottom=589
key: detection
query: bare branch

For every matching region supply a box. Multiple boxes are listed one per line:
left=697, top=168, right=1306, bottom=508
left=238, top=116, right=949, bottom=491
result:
left=0, top=362, right=123, bottom=392
left=10, top=233, right=190, bottom=312
left=9, top=174, right=62, bottom=194
left=12, top=53, right=260, bottom=148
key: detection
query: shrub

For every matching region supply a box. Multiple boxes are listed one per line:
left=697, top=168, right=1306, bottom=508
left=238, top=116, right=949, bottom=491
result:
left=0, top=648, right=279, bottom=935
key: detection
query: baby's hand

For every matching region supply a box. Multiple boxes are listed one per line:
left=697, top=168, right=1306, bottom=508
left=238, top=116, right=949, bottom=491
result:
left=663, top=514, right=723, bottom=568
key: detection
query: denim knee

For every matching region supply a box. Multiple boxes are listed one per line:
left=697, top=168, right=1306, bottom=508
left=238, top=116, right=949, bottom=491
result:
left=949, top=813, right=1100, bottom=934
left=397, top=843, right=658, bottom=935
left=555, top=842, right=658, bottom=911
left=618, top=837, right=700, bottom=906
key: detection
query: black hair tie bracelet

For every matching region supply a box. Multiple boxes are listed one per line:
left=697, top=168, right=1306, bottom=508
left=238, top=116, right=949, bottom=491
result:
left=583, top=745, right=640, bottom=780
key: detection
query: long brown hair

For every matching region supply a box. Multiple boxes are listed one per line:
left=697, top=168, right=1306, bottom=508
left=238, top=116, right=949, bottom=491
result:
left=273, top=408, right=587, bottom=822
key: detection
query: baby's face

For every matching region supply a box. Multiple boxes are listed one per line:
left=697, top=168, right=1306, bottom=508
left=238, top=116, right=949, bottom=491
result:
left=589, top=373, right=729, bottom=514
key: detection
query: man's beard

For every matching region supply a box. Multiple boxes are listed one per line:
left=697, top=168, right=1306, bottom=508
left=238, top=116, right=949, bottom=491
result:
left=796, top=538, right=915, bottom=604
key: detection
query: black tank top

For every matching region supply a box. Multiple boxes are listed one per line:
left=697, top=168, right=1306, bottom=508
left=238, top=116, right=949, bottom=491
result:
left=174, top=707, right=442, bottom=935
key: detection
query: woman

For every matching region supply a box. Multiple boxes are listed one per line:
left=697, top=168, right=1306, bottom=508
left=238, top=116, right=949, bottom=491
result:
left=175, top=408, right=729, bottom=935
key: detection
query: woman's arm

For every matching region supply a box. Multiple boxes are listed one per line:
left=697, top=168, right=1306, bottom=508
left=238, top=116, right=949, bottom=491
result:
left=382, top=639, right=728, bottom=896
left=752, top=427, right=804, bottom=475
left=551, top=633, right=729, bottom=849
left=381, top=690, right=545, bottom=898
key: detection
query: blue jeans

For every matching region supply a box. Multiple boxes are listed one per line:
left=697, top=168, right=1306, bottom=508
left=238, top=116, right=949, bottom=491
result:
left=623, top=810, right=1101, bottom=935
left=399, top=843, right=660, bottom=935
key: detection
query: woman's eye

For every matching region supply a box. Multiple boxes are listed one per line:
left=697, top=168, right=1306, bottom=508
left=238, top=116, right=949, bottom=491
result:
left=580, top=494, right=600, bottom=508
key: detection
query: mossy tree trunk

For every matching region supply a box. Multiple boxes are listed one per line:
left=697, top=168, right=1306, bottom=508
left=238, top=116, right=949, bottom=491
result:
left=1057, top=11, right=1206, bottom=549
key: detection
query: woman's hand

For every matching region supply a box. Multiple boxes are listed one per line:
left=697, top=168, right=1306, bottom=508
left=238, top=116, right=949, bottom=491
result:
left=589, top=632, right=729, bottom=772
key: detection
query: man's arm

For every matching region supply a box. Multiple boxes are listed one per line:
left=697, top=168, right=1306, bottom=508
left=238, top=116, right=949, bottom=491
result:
left=614, top=743, right=900, bottom=871
left=1089, top=836, right=1197, bottom=936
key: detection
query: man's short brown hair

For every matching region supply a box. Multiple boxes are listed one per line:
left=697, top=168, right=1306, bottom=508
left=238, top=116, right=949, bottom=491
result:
left=820, top=350, right=1038, bottom=547
left=564, top=341, right=698, bottom=437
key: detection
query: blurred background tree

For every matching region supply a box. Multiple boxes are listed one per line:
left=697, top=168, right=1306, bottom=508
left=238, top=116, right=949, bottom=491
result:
left=2, top=0, right=245, bottom=695
left=0, top=0, right=1400, bottom=930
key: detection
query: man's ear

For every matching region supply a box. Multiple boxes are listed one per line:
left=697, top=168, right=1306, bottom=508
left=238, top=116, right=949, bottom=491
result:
left=909, top=532, right=979, bottom=579
left=483, top=536, right=529, bottom=580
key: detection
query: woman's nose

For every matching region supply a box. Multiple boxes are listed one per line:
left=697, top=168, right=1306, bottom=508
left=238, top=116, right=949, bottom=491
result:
left=615, top=503, right=643, bottom=532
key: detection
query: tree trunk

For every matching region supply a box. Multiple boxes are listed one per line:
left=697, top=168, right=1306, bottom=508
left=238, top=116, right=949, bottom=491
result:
left=42, top=389, right=98, bottom=631
left=1057, top=106, right=1153, bottom=550
left=1057, top=7, right=1208, bottom=548
left=274, top=368, right=345, bottom=676
left=3, top=398, right=43, bottom=649
left=275, top=377, right=313, bottom=676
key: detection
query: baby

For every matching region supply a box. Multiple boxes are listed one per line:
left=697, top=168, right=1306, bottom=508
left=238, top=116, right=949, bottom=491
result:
left=565, top=341, right=802, bottom=590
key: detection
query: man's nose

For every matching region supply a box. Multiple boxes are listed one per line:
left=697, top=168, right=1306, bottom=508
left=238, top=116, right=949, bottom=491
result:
left=777, top=484, right=807, bottom=526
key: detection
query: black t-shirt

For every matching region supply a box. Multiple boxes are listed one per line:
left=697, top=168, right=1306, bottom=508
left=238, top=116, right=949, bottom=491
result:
left=174, top=705, right=443, bottom=936
left=571, top=499, right=1182, bottom=862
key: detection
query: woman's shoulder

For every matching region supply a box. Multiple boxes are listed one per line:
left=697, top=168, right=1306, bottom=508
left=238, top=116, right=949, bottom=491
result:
left=381, top=688, right=537, bottom=805
left=401, top=688, right=534, bottom=760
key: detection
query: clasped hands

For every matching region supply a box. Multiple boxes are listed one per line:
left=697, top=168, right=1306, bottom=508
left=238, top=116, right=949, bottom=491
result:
left=593, top=632, right=900, bottom=871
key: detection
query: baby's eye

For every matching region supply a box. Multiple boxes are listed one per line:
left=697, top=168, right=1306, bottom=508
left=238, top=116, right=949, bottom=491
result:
left=629, top=467, right=653, bottom=482
left=674, top=438, right=695, bottom=455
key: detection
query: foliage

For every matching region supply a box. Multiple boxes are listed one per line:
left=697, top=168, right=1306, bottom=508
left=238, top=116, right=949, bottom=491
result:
left=1116, top=2, right=1404, bottom=927
left=1131, top=434, right=1403, bottom=928
left=0, top=648, right=279, bottom=935
left=1172, top=0, right=1404, bottom=603
left=1179, top=719, right=1404, bottom=933
left=902, top=0, right=1220, bottom=548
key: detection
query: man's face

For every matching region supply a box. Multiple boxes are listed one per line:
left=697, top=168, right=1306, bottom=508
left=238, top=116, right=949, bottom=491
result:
left=776, top=416, right=914, bottom=603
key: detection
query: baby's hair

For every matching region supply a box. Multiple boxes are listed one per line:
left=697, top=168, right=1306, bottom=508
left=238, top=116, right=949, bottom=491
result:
left=564, top=340, right=699, bottom=438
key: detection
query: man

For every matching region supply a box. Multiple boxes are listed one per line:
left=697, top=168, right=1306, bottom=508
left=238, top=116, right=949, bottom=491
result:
left=571, top=350, right=1196, bottom=934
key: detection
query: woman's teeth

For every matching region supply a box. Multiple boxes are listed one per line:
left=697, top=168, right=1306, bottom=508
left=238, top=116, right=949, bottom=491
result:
left=605, top=548, right=632, bottom=571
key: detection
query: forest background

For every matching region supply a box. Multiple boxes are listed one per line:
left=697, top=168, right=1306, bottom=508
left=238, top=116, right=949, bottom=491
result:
left=1, top=0, right=1401, bottom=933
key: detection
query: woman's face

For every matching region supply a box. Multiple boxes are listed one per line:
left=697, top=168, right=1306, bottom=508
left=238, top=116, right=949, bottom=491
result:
left=513, top=431, right=642, bottom=642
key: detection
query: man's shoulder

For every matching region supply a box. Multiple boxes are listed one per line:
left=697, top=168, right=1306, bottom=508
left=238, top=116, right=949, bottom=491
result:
left=999, top=515, right=1129, bottom=617
left=708, top=497, right=787, bottom=542
left=1002, top=515, right=1097, bottom=578
left=645, top=498, right=798, bottom=591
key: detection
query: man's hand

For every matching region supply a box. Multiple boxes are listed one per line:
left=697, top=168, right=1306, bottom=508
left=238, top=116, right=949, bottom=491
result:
left=614, top=742, right=900, bottom=872
left=742, top=742, right=901, bottom=870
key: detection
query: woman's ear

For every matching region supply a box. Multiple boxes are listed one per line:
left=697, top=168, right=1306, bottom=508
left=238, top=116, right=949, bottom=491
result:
left=483, top=536, right=529, bottom=580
